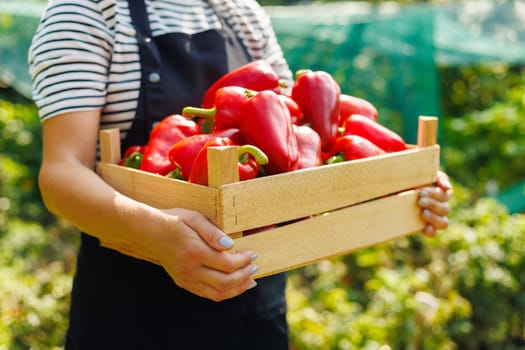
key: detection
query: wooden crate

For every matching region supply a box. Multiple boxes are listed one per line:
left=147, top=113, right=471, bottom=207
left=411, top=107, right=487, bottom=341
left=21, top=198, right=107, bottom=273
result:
left=96, top=116, right=440, bottom=278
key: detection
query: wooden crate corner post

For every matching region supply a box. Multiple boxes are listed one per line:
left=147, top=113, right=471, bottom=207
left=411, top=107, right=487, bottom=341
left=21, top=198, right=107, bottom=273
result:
left=99, top=128, right=121, bottom=164
left=207, top=146, right=243, bottom=238
left=417, top=116, right=438, bottom=147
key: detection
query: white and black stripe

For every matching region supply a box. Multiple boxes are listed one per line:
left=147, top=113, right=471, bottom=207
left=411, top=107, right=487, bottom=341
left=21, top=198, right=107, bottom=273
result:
left=29, top=0, right=292, bottom=139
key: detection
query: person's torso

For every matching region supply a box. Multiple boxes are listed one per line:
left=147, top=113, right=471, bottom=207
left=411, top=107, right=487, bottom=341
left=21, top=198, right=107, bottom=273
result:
left=29, top=0, right=292, bottom=135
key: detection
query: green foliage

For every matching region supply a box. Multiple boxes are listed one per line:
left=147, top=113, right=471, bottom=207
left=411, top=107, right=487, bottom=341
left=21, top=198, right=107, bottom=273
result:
left=439, top=64, right=525, bottom=197
left=287, top=187, right=525, bottom=349
left=0, top=98, right=47, bottom=224
left=0, top=219, right=77, bottom=350
left=0, top=98, right=78, bottom=349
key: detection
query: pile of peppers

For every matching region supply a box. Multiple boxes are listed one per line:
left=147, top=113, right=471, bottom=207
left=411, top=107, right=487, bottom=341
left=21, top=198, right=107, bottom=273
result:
left=118, top=60, right=408, bottom=184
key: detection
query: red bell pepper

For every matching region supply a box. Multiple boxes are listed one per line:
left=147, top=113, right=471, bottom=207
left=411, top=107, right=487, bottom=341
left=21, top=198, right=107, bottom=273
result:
left=139, top=114, right=199, bottom=175
left=238, top=150, right=266, bottom=181
left=339, top=94, right=378, bottom=121
left=188, top=137, right=268, bottom=186
left=182, top=86, right=255, bottom=131
left=324, top=134, right=385, bottom=164
left=341, top=114, right=407, bottom=152
left=278, top=94, right=304, bottom=125
left=201, top=60, right=284, bottom=109
left=291, top=69, right=341, bottom=152
left=293, top=125, right=323, bottom=169
left=167, top=128, right=243, bottom=180
left=238, top=90, right=299, bottom=175
left=118, top=145, right=146, bottom=168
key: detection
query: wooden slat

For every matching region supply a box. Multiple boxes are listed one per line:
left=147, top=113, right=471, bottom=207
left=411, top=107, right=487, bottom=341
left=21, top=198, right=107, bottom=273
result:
left=99, top=189, right=425, bottom=272
left=216, top=145, right=439, bottom=233
left=96, top=162, right=219, bottom=222
left=233, top=190, right=424, bottom=278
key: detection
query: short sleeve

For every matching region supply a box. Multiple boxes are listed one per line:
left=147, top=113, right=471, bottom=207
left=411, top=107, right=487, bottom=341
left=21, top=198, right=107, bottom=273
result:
left=28, top=0, right=114, bottom=121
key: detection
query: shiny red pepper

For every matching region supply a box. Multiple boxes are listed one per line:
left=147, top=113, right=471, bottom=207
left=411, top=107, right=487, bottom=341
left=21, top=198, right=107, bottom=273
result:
left=167, top=128, right=243, bottom=180
left=324, top=134, right=385, bottom=164
left=291, top=69, right=341, bottom=152
left=188, top=137, right=268, bottom=186
left=341, top=114, right=407, bottom=152
left=201, top=60, right=284, bottom=109
left=339, top=94, right=378, bottom=122
left=293, top=125, right=322, bottom=169
left=238, top=152, right=264, bottom=181
left=238, top=90, right=299, bottom=175
left=278, top=94, right=304, bottom=125
left=139, top=114, right=199, bottom=175
left=182, top=86, right=255, bottom=131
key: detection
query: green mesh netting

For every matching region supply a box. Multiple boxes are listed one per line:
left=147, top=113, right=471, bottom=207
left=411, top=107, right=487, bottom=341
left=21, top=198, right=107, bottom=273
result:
left=267, top=1, right=525, bottom=143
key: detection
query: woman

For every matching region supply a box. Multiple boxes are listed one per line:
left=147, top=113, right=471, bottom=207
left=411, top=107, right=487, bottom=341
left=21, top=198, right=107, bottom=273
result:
left=29, top=0, right=452, bottom=348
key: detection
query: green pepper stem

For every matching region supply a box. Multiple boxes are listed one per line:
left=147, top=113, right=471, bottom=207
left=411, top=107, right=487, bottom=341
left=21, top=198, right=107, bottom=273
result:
left=295, top=69, right=313, bottom=79
left=325, top=153, right=345, bottom=165
left=237, top=145, right=269, bottom=165
left=182, top=106, right=216, bottom=120
left=124, top=152, right=143, bottom=169
left=278, top=79, right=289, bottom=89
left=166, top=167, right=184, bottom=180
left=243, top=89, right=257, bottom=98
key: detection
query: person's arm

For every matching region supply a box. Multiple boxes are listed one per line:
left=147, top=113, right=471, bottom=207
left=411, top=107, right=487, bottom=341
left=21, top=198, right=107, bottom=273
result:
left=39, top=110, right=258, bottom=301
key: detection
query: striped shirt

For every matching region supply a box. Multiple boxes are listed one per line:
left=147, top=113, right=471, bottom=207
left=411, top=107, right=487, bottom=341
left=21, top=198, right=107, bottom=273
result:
left=28, top=0, right=292, bottom=137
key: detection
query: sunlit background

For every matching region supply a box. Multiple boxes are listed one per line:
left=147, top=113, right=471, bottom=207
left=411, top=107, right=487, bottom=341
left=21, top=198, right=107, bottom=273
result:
left=1, top=1, right=524, bottom=349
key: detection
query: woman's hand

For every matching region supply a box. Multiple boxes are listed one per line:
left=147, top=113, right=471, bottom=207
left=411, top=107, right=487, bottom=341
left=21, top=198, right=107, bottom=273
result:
left=151, top=208, right=259, bottom=302
left=417, top=171, right=453, bottom=237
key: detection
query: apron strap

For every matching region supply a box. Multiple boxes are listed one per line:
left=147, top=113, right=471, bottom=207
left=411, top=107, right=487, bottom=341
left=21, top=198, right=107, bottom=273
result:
left=123, top=0, right=252, bottom=151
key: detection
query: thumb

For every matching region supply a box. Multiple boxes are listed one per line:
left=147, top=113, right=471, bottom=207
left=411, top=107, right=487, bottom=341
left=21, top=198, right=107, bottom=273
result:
left=185, top=213, right=234, bottom=251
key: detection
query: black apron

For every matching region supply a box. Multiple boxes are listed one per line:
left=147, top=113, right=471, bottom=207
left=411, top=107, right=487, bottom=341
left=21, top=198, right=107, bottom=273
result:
left=65, top=1, right=288, bottom=349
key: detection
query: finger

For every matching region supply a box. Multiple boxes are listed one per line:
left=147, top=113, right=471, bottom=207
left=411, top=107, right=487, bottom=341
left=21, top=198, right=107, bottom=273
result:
left=201, top=249, right=258, bottom=274
left=421, top=207, right=449, bottom=231
left=183, top=265, right=259, bottom=302
left=419, top=192, right=450, bottom=217
left=180, top=210, right=237, bottom=251
left=422, top=224, right=437, bottom=238
left=187, top=278, right=258, bottom=302
left=420, top=186, right=450, bottom=203
left=436, top=171, right=453, bottom=194
left=200, top=262, right=259, bottom=294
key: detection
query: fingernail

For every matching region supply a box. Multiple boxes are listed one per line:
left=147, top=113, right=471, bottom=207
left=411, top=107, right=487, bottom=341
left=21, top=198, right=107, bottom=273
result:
left=247, top=281, right=258, bottom=290
left=251, top=252, right=258, bottom=261
left=442, top=179, right=452, bottom=189
left=420, top=189, right=429, bottom=197
left=250, top=265, right=259, bottom=275
left=423, top=209, right=431, bottom=218
left=419, top=197, right=430, bottom=207
left=424, top=225, right=435, bottom=236
left=219, top=236, right=234, bottom=249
